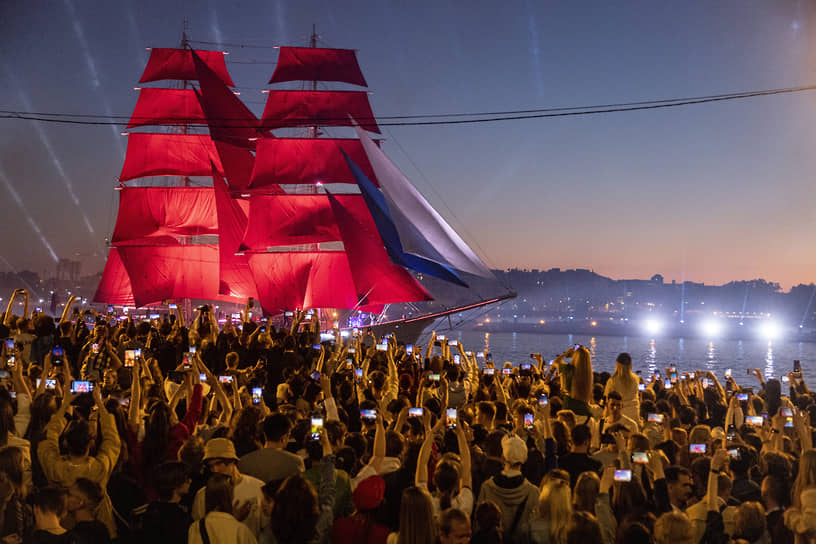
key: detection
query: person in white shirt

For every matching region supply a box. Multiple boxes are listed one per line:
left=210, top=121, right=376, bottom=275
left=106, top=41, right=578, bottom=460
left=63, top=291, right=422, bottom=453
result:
left=188, top=472, right=257, bottom=544
left=192, top=438, right=266, bottom=539
left=604, top=353, right=641, bottom=422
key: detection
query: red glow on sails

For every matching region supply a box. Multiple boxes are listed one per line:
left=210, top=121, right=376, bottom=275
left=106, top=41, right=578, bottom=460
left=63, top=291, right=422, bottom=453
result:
left=240, top=194, right=368, bottom=251
left=250, top=138, right=378, bottom=188
left=127, top=88, right=205, bottom=129
left=93, top=248, right=135, bottom=305
left=327, top=192, right=431, bottom=306
left=259, top=91, right=380, bottom=134
left=119, top=133, right=222, bottom=182
left=247, top=252, right=359, bottom=311
left=139, top=48, right=234, bottom=86
left=269, top=47, right=367, bottom=87
left=212, top=171, right=257, bottom=299
left=111, top=187, right=218, bottom=244
left=192, top=51, right=261, bottom=149
left=117, top=245, right=227, bottom=308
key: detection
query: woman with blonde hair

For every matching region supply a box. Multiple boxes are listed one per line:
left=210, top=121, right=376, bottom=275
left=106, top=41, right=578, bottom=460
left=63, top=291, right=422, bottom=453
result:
left=552, top=346, right=594, bottom=418
left=387, top=486, right=436, bottom=544
left=653, top=511, right=694, bottom=544
left=793, top=450, right=816, bottom=508
left=527, top=476, right=572, bottom=544
left=603, top=353, right=640, bottom=421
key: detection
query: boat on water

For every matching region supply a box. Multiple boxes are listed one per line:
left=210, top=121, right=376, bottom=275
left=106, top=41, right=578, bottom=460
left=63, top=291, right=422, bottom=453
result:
left=93, top=30, right=515, bottom=341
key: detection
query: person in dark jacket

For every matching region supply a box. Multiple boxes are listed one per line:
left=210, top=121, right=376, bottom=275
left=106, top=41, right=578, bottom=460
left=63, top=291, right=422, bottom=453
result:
left=135, top=462, right=192, bottom=544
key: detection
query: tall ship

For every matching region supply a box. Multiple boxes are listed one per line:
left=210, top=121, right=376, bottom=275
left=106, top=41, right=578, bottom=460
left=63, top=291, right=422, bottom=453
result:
left=94, top=30, right=514, bottom=339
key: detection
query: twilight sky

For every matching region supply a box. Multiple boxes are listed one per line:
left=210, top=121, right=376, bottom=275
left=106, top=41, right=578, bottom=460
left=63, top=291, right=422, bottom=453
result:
left=1, top=0, right=815, bottom=290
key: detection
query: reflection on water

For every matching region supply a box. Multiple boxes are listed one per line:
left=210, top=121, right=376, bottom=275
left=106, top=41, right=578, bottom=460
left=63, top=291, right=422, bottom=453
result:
left=765, top=341, right=774, bottom=380
left=449, top=331, right=816, bottom=389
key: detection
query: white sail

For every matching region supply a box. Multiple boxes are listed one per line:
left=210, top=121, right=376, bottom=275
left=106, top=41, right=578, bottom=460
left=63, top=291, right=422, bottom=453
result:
left=354, top=125, right=494, bottom=279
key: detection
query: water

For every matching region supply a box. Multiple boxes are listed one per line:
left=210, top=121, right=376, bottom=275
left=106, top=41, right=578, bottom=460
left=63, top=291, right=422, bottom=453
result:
left=418, top=331, right=816, bottom=389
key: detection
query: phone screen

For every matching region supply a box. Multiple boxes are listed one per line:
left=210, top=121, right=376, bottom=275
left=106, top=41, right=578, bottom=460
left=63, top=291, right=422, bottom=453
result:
left=648, top=413, right=664, bottom=423
left=310, top=418, right=323, bottom=440
left=689, top=443, right=707, bottom=454
left=632, top=452, right=649, bottom=464
left=361, top=409, right=377, bottom=422
left=446, top=408, right=457, bottom=429
left=614, top=469, right=632, bottom=482
left=124, top=350, right=136, bottom=368
left=409, top=407, right=424, bottom=417
left=70, top=380, right=93, bottom=394
left=538, top=394, right=548, bottom=406
left=252, top=387, right=262, bottom=405
left=523, top=413, right=534, bottom=430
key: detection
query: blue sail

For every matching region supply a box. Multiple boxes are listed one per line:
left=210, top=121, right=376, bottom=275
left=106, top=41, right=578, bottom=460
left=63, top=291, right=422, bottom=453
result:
left=340, top=150, right=468, bottom=288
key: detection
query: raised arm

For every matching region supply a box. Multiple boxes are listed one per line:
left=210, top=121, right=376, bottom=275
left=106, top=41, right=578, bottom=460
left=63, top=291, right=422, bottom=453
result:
left=3, top=290, right=20, bottom=327
left=59, top=295, right=78, bottom=325
left=128, top=362, right=141, bottom=431
left=415, top=412, right=443, bottom=486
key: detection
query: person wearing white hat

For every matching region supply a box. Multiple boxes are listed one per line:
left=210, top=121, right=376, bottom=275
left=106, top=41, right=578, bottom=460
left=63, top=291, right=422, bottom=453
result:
left=192, top=437, right=266, bottom=539
left=476, top=434, right=539, bottom=542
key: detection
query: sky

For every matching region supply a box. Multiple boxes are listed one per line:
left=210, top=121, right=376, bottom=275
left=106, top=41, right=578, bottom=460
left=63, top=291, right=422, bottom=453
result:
left=1, top=0, right=816, bottom=290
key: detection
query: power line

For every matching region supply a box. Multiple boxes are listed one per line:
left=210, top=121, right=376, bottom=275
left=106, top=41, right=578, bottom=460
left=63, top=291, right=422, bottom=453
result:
left=2, top=85, right=815, bottom=128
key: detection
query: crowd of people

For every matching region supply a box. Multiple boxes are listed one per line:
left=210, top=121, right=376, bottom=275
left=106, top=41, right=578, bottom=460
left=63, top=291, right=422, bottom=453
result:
left=0, top=287, right=814, bottom=543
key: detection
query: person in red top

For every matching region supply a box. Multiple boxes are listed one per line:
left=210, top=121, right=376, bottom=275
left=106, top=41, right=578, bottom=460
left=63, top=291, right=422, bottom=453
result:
left=332, top=475, right=391, bottom=544
left=126, top=358, right=203, bottom=501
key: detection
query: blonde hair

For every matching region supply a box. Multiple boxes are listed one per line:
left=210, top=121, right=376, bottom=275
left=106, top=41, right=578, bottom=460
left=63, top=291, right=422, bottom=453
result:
left=570, top=347, right=593, bottom=403
left=612, top=360, right=638, bottom=391
left=794, top=450, right=816, bottom=508
left=397, top=486, right=437, bottom=544
left=654, top=511, right=694, bottom=544
left=537, top=477, right=572, bottom=544
left=573, top=472, right=600, bottom=514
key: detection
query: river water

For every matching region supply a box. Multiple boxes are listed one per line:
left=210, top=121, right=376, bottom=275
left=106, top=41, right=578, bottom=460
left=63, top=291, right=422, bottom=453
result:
left=417, top=331, right=816, bottom=389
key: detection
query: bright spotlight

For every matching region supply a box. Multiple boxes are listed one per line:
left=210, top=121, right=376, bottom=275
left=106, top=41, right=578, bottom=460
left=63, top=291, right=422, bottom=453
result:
left=701, top=320, right=722, bottom=337
left=759, top=321, right=781, bottom=340
left=644, top=318, right=662, bottom=335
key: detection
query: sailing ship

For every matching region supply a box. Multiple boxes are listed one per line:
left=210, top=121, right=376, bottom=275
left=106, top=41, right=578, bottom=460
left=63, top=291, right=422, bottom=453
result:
left=93, top=32, right=514, bottom=339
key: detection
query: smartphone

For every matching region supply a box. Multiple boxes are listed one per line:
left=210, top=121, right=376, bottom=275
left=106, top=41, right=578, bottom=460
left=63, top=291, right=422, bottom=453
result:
left=124, top=350, right=136, bottom=368
left=310, top=417, right=323, bottom=441
left=6, top=356, right=14, bottom=368
left=406, top=345, right=413, bottom=354
left=794, top=360, right=802, bottom=373
left=465, top=351, right=473, bottom=357
left=429, top=373, right=440, bottom=382
left=689, top=443, right=707, bottom=454
left=118, top=397, right=129, bottom=407
left=574, top=344, right=581, bottom=350
left=355, top=368, right=364, bottom=378
left=182, top=353, right=194, bottom=369
left=361, top=409, right=377, bottom=422
left=483, top=367, right=495, bottom=376
left=737, top=393, right=748, bottom=401
left=310, top=370, right=320, bottom=381
left=445, top=408, right=457, bottom=429
left=502, top=368, right=512, bottom=376
left=670, top=372, right=677, bottom=384
left=189, top=346, right=196, bottom=354
left=4, top=340, right=13, bottom=351
left=70, top=380, right=93, bottom=394
left=340, top=330, right=349, bottom=338
left=632, top=451, right=649, bottom=464
left=199, top=373, right=207, bottom=382
left=284, top=311, right=294, bottom=317
left=312, top=344, right=322, bottom=350
left=664, top=379, right=672, bottom=389
left=91, top=343, right=100, bottom=355
left=168, top=303, right=177, bottom=309
left=149, top=314, right=160, bottom=320
left=437, top=335, right=446, bottom=342
left=0, top=370, right=8, bottom=379
left=218, top=375, right=234, bottom=384
left=745, top=415, right=764, bottom=426
left=52, top=347, right=64, bottom=366
left=785, top=417, right=795, bottom=428
left=344, top=360, right=353, bottom=370
left=477, top=352, right=485, bottom=358
left=648, top=413, right=664, bottom=423
left=252, top=387, right=263, bottom=405
left=725, top=368, right=732, bottom=378
left=614, top=469, right=632, bottom=482
left=521, top=363, right=532, bottom=371
left=538, top=393, right=548, bottom=406
left=376, top=343, right=388, bottom=351
left=725, top=448, right=740, bottom=459
left=134, top=348, right=142, bottom=359
left=408, top=407, right=424, bottom=417
left=453, top=354, right=461, bottom=365
left=781, top=408, right=793, bottom=417
left=638, top=383, right=646, bottom=391
left=448, top=340, right=458, bottom=346
left=523, top=413, right=534, bottom=430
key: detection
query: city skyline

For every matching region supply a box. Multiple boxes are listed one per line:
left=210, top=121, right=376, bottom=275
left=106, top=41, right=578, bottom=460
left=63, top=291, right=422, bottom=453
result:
left=2, top=1, right=816, bottom=290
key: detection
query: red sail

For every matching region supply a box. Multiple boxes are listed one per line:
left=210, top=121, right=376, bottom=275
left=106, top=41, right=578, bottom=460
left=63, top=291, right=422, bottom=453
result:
left=212, top=170, right=257, bottom=299
left=139, top=48, right=234, bottom=87
left=250, top=138, right=378, bottom=188
left=247, top=252, right=359, bottom=312
left=212, top=140, right=268, bottom=191
left=127, top=88, right=205, bottom=129
left=93, top=248, right=135, bottom=305
left=240, top=194, right=369, bottom=251
left=119, top=133, right=222, bottom=182
left=117, top=245, right=227, bottom=308
left=269, top=47, right=367, bottom=87
left=327, top=191, right=432, bottom=306
left=192, top=51, right=261, bottom=148
left=111, top=187, right=218, bottom=244
left=259, top=91, right=380, bottom=134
